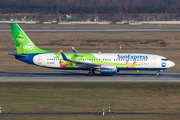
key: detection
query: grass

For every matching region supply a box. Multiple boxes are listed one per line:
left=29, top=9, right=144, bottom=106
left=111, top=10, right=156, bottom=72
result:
left=0, top=24, right=180, bottom=120
left=0, top=83, right=180, bottom=114
left=1, top=116, right=180, bottom=120
left=0, top=31, right=179, bottom=72
left=1, top=31, right=180, bottom=50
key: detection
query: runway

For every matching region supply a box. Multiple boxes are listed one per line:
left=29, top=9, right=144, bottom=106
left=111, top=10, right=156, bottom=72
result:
left=0, top=72, right=180, bottom=82
left=1, top=28, right=180, bottom=32
left=1, top=113, right=180, bottom=116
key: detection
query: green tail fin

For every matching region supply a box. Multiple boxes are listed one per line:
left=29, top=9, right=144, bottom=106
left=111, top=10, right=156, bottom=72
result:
left=10, top=23, right=52, bottom=54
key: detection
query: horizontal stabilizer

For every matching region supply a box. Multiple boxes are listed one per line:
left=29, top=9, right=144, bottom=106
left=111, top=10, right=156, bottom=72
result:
left=12, top=51, right=17, bottom=54
left=8, top=53, right=29, bottom=57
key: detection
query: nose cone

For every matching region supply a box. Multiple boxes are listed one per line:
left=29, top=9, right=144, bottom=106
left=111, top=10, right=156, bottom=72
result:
left=169, top=61, right=175, bottom=68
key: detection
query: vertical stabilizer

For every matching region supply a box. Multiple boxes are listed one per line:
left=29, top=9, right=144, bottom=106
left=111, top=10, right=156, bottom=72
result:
left=10, top=23, right=51, bottom=54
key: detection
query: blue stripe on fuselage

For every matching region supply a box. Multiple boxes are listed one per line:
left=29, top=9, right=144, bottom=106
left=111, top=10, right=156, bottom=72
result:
left=117, top=68, right=166, bottom=71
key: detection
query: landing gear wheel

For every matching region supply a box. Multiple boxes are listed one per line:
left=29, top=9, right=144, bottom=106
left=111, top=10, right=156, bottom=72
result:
left=88, top=72, right=92, bottom=76
left=88, top=68, right=95, bottom=76
left=156, top=72, right=159, bottom=76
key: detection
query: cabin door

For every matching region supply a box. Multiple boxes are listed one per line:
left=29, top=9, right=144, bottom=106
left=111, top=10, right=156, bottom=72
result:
left=153, top=57, right=157, bottom=65
left=38, top=56, right=42, bottom=64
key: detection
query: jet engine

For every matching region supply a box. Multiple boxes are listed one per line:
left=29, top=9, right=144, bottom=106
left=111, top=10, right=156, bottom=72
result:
left=100, top=65, right=117, bottom=74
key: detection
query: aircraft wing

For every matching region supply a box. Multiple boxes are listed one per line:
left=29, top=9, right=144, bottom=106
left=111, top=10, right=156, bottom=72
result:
left=71, top=60, right=101, bottom=68
left=59, top=49, right=101, bottom=68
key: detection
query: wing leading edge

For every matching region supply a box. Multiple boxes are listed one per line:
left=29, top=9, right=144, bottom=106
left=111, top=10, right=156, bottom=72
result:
left=59, top=49, right=100, bottom=68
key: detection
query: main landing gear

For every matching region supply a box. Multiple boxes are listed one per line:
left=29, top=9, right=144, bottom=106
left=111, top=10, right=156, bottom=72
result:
left=156, top=72, right=159, bottom=76
left=88, top=68, right=95, bottom=76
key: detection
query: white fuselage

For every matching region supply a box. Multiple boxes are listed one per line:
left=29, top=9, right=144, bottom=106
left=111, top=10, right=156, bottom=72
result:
left=32, top=53, right=175, bottom=70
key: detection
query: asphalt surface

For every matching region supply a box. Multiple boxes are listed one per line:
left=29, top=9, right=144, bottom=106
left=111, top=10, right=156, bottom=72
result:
left=1, top=113, right=180, bottom=116
left=1, top=28, right=180, bottom=32
left=0, top=72, right=180, bottom=82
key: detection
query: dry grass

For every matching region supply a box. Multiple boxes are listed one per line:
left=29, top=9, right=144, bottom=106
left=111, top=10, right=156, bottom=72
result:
left=1, top=31, right=179, bottom=49
left=1, top=116, right=180, bottom=120
left=0, top=83, right=180, bottom=114
left=0, top=31, right=179, bottom=72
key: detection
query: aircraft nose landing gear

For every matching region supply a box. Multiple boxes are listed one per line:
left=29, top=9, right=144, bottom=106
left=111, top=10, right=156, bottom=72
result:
left=156, top=72, right=159, bottom=76
left=156, top=69, right=165, bottom=76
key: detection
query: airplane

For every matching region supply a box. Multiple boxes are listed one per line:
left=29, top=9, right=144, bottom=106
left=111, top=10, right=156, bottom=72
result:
left=9, top=23, right=175, bottom=76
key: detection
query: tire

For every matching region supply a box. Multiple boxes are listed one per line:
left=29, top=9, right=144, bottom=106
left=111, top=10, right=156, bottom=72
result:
left=88, top=72, right=92, bottom=76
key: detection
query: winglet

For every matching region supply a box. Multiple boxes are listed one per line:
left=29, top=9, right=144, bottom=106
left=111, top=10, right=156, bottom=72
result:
left=71, top=46, right=78, bottom=53
left=59, top=49, right=63, bottom=53
left=59, top=49, right=69, bottom=61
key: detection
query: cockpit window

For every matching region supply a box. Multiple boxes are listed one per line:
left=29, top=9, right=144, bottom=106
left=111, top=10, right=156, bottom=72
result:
left=161, top=58, right=168, bottom=61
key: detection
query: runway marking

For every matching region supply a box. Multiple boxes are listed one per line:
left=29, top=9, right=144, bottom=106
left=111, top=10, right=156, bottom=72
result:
left=1, top=28, right=180, bottom=32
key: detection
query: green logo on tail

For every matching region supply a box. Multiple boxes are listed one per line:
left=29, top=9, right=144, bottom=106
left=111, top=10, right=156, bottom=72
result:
left=16, top=34, right=28, bottom=54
